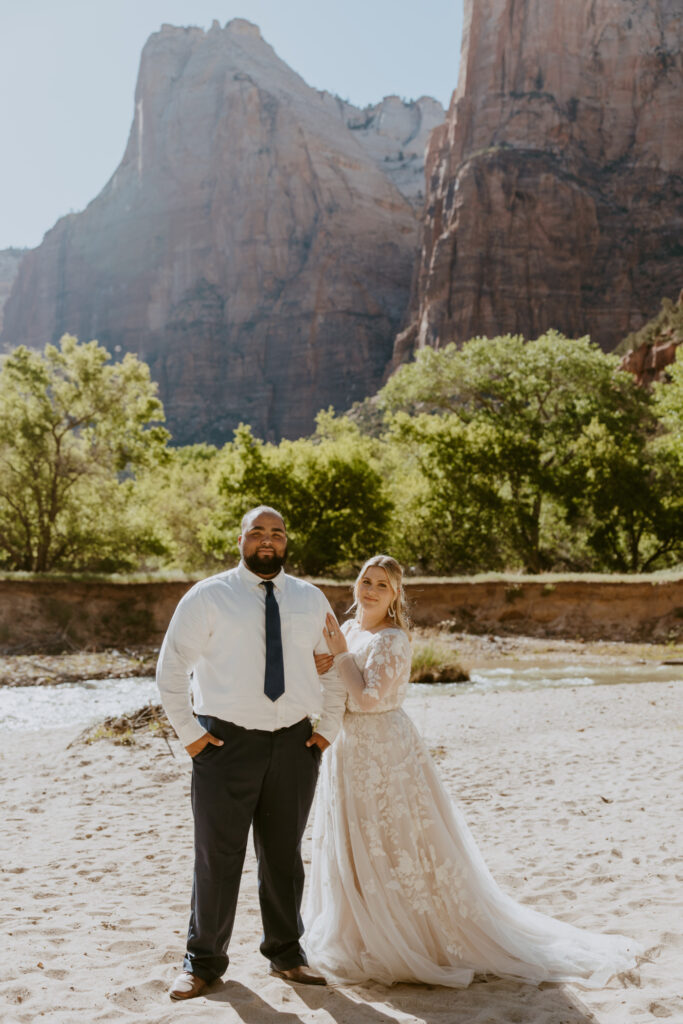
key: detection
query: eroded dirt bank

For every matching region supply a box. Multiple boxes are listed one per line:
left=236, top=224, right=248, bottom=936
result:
left=0, top=576, right=681, bottom=654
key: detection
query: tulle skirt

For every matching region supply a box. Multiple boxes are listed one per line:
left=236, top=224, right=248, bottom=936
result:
left=304, top=708, right=641, bottom=987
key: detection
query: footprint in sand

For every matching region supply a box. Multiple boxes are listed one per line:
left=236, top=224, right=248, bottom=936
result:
left=617, top=969, right=642, bottom=988
left=106, top=939, right=155, bottom=954
left=649, top=1001, right=673, bottom=1018
left=106, top=978, right=168, bottom=1010
left=1, top=985, right=32, bottom=1004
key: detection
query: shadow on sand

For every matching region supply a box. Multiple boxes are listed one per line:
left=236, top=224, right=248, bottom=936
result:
left=206, top=975, right=597, bottom=1023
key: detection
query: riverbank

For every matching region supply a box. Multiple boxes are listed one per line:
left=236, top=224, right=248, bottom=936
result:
left=1, top=678, right=681, bottom=1023
left=0, top=647, right=158, bottom=687
left=0, top=573, right=681, bottom=652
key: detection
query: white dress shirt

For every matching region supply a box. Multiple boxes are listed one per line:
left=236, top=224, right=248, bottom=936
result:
left=156, top=561, right=347, bottom=747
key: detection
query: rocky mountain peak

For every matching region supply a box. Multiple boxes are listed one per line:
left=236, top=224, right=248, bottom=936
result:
left=224, top=18, right=263, bottom=39
left=1, top=22, right=442, bottom=444
left=323, top=92, right=445, bottom=208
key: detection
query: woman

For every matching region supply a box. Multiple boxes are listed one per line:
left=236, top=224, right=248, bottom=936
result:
left=304, top=554, right=641, bottom=988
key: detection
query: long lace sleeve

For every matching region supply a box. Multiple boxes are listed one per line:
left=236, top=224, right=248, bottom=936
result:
left=336, top=630, right=411, bottom=710
left=314, top=599, right=348, bottom=744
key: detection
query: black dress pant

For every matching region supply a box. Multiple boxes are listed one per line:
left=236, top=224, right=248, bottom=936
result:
left=183, top=715, right=321, bottom=981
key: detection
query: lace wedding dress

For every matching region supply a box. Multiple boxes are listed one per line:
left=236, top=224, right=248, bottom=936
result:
left=304, top=621, right=641, bottom=988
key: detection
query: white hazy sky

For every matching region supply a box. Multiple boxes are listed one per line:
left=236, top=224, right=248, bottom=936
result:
left=1, top=0, right=464, bottom=250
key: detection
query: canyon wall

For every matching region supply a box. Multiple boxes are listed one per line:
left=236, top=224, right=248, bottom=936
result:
left=0, top=248, right=26, bottom=333
left=1, top=21, right=442, bottom=444
left=4, top=6, right=680, bottom=438
left=399, top=0, right=683, bottom=363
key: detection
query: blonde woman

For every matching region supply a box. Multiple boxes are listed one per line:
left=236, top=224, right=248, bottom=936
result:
left=304, top=555, right=640, bottom=988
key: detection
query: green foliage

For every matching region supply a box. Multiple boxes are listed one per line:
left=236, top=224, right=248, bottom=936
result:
left=0, top=335, right=169, bottom=572
left=204, top=413, right=392, bottom=575
left=654, top=353, right=683, bottom=462
left=385, top=412, right=506, bottom=572
left=410, top=638, right=468, bottom=682
left=559, top=416, right=683, bottom=572
left=134, top=443, right=225, bottom=573
left=615, top=294, right=683, bottom=355
left=377, top=332, right=682, bottom=573
left=3, top=328, right=680, bottom=579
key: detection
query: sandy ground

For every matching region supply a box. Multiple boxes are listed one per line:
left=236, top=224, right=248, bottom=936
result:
left=1, top=675, right=682, bottom=1024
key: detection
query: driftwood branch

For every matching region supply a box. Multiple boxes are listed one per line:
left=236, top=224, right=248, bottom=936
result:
left=68, top=701, right=175, bottom=757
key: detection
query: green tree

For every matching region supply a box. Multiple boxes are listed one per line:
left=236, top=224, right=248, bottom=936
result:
left=560, top=419, right=683, bottom=572
left=133, top=443, right=226, bottom=573
left=654, top=353, right=683, bottom=463
left=0, top=335, right=169, bottom=572
left=556, top=353, right=683, bottom=572
left=204, top=414, right=392, bottom=576
left=384, top=413, right=508, bottom=573
left=379, top=332, right=675, bottom=572
left=616, top=293, right=683, bottom=355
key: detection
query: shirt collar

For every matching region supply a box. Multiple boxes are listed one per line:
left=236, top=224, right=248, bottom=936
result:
left=237, top=561, right=287, bottom=592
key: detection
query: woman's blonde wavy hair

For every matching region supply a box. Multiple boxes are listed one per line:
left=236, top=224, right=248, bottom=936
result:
left=352, top=554, right=411, bottom=635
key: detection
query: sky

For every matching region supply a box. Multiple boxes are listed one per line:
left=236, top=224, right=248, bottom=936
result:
left=1, top=0, right=464, bottom=250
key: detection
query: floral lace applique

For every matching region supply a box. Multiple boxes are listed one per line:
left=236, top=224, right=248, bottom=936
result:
left=342, top=623, right=411, bottom=713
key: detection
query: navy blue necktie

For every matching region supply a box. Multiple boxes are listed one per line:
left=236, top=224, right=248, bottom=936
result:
left=262, top=580, right=285, bottom=702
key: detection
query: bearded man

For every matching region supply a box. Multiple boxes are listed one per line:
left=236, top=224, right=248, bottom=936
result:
left=156, top=505, right=346, bottom=1000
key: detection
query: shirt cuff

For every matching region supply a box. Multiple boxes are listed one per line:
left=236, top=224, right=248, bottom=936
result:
left=172, top=715, right=208, bottom=748
left=315, top=712, right=340, bottom=745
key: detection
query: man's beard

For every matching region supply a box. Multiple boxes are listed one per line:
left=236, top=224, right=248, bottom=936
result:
left=243, top=546, right=287, bottom=576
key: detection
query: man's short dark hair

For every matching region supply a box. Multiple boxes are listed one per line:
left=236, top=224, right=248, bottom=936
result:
left=240, top=505, right=286, bottom=533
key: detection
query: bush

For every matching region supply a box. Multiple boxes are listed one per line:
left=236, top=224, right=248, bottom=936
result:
left=410, top=639, right=469, bottom=683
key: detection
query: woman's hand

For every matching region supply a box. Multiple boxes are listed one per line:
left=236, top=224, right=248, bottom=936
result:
left=314, top=652, right=334, bottom=675
left=323, top=612, right=347, bottom=656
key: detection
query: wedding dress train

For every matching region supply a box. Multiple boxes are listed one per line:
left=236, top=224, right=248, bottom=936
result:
left=304, top=622, right=641, bottom=988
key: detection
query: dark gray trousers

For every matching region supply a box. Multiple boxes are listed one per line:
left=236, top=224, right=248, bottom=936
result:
left=183, top=714, right=320, bottom=981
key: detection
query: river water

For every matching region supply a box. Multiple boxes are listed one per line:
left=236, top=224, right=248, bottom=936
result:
left=0, top=662, right=680, bottom=733
left=0, top=676, right=159, bottom=733
left=412, top=661, right=683, bottom=697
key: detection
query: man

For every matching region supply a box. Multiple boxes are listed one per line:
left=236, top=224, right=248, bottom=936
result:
left=157, top=505, right=346, bottom=1000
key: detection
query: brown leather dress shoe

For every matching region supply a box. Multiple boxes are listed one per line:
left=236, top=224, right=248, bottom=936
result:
left=269, top=964, right=327, bottom=986
left=169, top=972, right=209, bottom=1000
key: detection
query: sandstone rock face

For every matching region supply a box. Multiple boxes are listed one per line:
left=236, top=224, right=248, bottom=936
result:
left=618, top=337, right=680, bottom=386
left=1, top=20, right=440, bottom=443
left=404, top=0, right=683, bottom=359
left=321, top=93, right=445, bottom=209
left=618, top=290, right=683, bottom=385
left=0, top=249, right=27, bottom=333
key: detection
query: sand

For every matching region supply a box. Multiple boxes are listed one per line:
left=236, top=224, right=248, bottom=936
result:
left=1, top=676, right=682, bottom=1024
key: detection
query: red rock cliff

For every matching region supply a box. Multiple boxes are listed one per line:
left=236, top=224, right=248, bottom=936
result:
left=1, top=21, right=438, bottom=443
left=400, top=0, right=683, bottom=360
